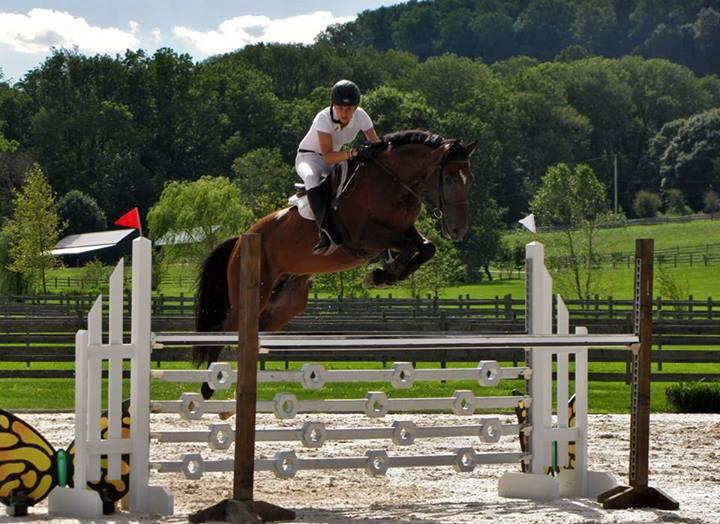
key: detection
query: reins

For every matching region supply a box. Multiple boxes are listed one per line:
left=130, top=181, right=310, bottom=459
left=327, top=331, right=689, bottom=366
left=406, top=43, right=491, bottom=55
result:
left=363, top=142, right=469, bottom=227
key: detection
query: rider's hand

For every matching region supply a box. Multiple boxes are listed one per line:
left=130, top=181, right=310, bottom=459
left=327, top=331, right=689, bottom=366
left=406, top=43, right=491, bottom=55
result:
left=354, top=145, right=375, bottom=162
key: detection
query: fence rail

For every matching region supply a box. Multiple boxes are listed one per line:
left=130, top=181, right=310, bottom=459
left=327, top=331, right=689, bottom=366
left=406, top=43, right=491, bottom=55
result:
left=3, top=293, right=719, bottom=320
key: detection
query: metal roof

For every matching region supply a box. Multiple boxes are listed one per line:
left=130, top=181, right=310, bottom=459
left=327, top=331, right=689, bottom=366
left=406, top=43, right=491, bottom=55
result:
left=51, top=243, right=117, bottom=255
left=53, top=229, right=136, bottom=250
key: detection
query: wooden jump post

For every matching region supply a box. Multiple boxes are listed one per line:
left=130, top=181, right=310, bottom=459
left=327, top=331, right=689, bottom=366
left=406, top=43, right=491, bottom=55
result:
left=189, top=234, right=295, bottom=523
left=597, top=239, right=679, bottom=510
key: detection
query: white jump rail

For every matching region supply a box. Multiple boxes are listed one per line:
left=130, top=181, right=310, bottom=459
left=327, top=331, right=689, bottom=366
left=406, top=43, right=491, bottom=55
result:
left=50, top=237, right=635, bottom=518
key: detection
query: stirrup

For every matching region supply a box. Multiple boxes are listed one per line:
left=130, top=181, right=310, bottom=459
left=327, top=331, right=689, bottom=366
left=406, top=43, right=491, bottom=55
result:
left=313, top=230, right=340, bottom=255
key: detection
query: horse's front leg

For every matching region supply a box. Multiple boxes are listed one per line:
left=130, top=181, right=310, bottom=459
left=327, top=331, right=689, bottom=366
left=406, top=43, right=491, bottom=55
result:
left=363, top=226, right=435, bottom=287
left=395, top=226, right=436, bottom=281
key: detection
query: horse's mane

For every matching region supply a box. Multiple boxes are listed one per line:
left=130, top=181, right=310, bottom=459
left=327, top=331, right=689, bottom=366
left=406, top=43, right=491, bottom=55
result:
left=373, top=129, right=469, bottom=161
left=381, top=130, right=446, bottom=148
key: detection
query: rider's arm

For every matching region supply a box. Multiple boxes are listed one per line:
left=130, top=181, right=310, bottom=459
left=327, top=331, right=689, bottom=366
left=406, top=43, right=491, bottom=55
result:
left=364, top=127, right=380, bottom=143
left=317, top=131, right=354, bottom=164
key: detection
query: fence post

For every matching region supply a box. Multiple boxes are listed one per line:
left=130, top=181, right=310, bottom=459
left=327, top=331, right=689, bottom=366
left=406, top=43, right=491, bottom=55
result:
left=190, top=233, right=294, bottom=523
left=708, top=297, right=713, bottom=320
left=598, top=238, right=679, bottom=510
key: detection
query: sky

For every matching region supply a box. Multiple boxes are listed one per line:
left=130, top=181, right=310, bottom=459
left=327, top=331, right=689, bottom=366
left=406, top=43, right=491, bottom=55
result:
left=0, top=1, right=403, bottom=83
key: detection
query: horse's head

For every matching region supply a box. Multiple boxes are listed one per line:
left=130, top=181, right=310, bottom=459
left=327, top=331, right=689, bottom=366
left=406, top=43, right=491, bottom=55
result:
left=425, top=139, right=477, bottom=240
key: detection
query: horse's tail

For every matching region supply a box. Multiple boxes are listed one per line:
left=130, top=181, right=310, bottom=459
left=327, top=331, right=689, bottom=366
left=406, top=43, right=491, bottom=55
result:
left=192, top=236, right=238, bottom=372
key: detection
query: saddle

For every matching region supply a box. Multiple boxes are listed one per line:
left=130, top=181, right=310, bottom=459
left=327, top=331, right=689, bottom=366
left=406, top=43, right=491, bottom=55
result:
left=289, top=161, right=356, bottom=221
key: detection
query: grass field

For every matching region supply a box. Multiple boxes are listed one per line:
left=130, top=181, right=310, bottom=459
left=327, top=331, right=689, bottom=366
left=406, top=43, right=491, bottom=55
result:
left=0, top=359, right=696, bottom=413
left=44, top=219, right=720, bottom=299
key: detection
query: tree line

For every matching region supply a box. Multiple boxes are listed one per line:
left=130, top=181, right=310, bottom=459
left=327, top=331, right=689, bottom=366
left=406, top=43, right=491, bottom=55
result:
left=322, top=0, right=720, bottom=76
left=1, top=44, right=718, bottom=221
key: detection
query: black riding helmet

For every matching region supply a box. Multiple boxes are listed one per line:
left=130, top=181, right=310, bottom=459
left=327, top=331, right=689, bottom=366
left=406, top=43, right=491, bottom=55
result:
left=331, top=80, right=361, bottom=107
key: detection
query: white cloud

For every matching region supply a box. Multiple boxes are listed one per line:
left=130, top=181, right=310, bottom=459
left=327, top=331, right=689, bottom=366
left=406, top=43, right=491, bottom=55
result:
left=0, top=8, right=140, bottom=54
left=174, top=11, right=354, bottom=55
left=150, top=28, right=163, bottom=45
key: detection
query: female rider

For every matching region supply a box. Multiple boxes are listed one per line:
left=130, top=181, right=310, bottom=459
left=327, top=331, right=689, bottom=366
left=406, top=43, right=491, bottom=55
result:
left=296, top=80, right=380, bottom=255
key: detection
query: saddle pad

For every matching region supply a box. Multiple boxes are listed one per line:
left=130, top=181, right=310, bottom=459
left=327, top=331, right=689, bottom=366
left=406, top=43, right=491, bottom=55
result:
left=288, top=160, right=352, bottom=221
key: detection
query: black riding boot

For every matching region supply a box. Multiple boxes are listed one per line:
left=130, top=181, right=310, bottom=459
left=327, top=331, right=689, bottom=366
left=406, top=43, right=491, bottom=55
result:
left=306, top=185, right=340, bottom=255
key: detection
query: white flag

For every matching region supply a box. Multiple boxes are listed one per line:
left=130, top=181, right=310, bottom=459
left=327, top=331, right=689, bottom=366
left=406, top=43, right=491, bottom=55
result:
left=518, top=213, right=536, bottom=233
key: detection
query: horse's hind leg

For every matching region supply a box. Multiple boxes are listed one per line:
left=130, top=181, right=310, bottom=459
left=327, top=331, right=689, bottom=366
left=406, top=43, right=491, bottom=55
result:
left=210, top=275, right=311, bottom=417
left=259, top=275, right=312, bottom=331
left=201, top=252, right=276, bottom=400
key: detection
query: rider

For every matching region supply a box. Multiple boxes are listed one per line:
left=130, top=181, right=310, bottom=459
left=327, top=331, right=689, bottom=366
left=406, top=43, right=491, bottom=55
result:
left=296, top=80, right=380, bottom=255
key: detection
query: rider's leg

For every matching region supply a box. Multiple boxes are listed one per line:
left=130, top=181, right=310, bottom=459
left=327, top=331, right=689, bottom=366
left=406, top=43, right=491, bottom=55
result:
left=295, top=152, right=340, bottom=255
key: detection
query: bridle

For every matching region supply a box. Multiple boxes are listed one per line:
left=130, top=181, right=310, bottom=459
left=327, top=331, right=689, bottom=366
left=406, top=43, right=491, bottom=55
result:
left=365, top=141, right=470, bottom=229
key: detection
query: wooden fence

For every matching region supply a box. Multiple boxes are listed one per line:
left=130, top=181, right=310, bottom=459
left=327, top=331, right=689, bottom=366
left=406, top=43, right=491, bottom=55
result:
left=1, top=293, right=718, bottom=381
left=2, top=293, right=720, bottom=320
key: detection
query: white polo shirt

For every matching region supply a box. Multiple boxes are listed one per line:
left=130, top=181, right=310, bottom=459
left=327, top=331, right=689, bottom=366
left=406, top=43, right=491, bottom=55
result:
left=298, top=106, right=374, bottom=153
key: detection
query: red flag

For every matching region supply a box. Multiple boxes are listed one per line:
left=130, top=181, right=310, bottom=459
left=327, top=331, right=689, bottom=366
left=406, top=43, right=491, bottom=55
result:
left=114, top=207, right=142, bottom=233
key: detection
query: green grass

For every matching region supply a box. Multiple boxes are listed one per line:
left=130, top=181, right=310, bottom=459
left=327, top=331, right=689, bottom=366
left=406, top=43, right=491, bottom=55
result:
left=0, top=359, right=700, bottom=413
left=505, top=219, right=720, bottom=255
left=40, top=220, right=720, bottom=299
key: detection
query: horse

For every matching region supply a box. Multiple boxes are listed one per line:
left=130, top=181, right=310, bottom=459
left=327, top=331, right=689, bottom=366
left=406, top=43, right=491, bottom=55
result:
left=192, top=130, right=477, bottom=399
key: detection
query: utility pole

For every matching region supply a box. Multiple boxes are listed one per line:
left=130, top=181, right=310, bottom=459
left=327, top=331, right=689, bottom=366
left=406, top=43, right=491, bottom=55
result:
left=614, top=153, right=618, bottom=214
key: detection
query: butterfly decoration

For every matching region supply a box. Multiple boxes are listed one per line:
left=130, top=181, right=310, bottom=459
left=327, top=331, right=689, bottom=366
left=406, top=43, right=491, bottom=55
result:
left=513, top=391, right=576, bottom=475
left=0, top=399, right=131, bottom=517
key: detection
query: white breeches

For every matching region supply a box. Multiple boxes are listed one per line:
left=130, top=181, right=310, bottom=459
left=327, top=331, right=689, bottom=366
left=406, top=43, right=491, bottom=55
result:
left=295, top=152, right=330, bottom=190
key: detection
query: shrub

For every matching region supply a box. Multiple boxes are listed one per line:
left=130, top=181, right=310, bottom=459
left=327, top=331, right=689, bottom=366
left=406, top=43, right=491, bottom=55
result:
left=666, top=382, right=720, bottom=413
left=57, top=190, right=107, bottom=235
left=80, top=259, right=111, bottom=295
left=703, top=190, right=719, bottom=214
left=632, top=190, right=662, bottom=218
left=664, top=188, right=693, bottom=215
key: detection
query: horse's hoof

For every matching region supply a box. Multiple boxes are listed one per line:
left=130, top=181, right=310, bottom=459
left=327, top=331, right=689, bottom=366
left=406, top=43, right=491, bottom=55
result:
left=363, top=270, right=393, bottom=288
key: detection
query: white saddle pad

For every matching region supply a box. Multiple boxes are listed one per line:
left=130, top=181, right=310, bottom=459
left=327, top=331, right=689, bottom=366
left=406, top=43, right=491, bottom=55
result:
left=288, top=161, right=353, bottom=221
left=288, top=193, right=315, bottom=220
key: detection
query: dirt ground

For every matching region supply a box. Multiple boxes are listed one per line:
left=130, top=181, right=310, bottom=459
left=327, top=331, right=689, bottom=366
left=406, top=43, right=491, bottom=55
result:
left=2, top=412, right=719, bottom=524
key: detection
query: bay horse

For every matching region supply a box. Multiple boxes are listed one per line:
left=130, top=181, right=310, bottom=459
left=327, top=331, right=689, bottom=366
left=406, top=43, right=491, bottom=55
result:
left=193, top=130, right=476, bottom=399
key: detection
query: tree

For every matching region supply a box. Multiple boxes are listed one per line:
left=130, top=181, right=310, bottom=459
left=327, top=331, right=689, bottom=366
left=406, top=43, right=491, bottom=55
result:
left=57, top=190, right=107, bottom=235
left=514, top=0, right=576, bottom=60
left=650, top=108, right=720, bottom=209
left=0, top=135, right=33, bottom=220
left=3, top=164, right=63, bottom=293
left=458, top=195, right=505, bottom=281
left=147, top=176, right=254, bottom=267
left=0, top=230, right=24, bottom=294
left=530, top=163, right=610, bottom=300
left=231, top=148, right=295, bottom=218
left=362, top=85, right=438, bottom=133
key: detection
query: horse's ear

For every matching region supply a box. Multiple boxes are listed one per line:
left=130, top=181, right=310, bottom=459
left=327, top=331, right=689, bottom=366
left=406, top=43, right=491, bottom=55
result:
left=430, top=142, right=452, bottom=164
left=464, top=140, right=478, bottom=156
